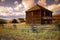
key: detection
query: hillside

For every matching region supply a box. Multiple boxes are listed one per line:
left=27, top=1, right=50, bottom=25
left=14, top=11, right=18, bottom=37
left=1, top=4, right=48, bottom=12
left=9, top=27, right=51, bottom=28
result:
left=52, top=14, right=60, bottom=20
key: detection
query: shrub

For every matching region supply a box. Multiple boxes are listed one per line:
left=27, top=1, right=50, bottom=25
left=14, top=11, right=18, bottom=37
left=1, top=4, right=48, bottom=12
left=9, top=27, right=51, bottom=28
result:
left=55, top=23, right=60, bottom=31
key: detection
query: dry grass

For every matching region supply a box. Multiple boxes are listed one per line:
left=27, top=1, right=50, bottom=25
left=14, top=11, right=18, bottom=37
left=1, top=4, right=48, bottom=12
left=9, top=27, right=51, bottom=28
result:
left=0, top=24, right=60, bottom=40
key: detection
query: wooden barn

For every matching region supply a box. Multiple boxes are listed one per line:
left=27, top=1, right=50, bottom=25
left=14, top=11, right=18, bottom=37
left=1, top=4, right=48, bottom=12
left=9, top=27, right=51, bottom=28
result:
left=26, top=4, right=52, bottom=25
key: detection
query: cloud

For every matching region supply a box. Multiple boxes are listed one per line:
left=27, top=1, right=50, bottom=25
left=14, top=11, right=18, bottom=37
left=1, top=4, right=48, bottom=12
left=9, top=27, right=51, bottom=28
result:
left=47, top=4, right=60, bottom=11
left=0, top=6, right=13, bottom=12
left=47, top=4, right=60, bottom=15
left=14, top=1, right=19, bottom=6
left=1, top=0, right=5, bottom=2
left=0, top=5, right=25, bottom=19
left=22, top=0, right=35, bottom=10
left=54, top=0, right=59, bottom=4
left=38, top=0, right=46, bottom=6
left=14, top=4, right=24, bottom=11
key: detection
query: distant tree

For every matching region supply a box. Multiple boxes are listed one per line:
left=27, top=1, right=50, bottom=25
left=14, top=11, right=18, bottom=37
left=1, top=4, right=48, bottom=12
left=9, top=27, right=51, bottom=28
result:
left=0, top=20, right=6, bottom=24
left=12, top=19, right=18, bottom=28
left=0, top=20, right=7, bottom=28
left=12, top=19, right=18, bottom=23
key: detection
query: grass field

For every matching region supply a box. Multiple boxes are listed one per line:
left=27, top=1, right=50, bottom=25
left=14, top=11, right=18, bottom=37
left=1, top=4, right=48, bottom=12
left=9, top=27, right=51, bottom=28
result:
left=0, top=24, right=60, bottom=40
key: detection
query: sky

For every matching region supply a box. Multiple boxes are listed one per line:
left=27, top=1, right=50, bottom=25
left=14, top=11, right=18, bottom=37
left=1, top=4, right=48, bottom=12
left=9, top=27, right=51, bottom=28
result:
left=0, top=0, right=60, bottom=20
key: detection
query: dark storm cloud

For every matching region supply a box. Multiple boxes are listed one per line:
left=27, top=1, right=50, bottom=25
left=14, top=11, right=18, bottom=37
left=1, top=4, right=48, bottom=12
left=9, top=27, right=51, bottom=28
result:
left=46, top=0, right=54, bottom=5
left=0, top=0, right=22, bottom=7
left=46, top=0, right=60, bottom=5
left=35, top=0, right=38, bottom=3
left=0, top=0, right=60, bottom=7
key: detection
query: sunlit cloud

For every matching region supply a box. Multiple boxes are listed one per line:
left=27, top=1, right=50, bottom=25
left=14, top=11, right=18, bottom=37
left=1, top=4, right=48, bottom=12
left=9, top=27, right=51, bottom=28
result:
left=1, top=0, right=5, bottom=2
left=54, top=0, right=59, bottom=4
left=14, top=4, right=24, bottom=11
left=0, top=6, right=13, bottom=12
left=0, top=6, right=25, bottom=17
left=47, top=4, right=60, bottom=11
left=47, top=4, right=60, bottom=15
left=38, top=0, right=46, bottom=6
left=22, top=0, right=35, bottom=10
left=14, top=1, right=19, bottom=6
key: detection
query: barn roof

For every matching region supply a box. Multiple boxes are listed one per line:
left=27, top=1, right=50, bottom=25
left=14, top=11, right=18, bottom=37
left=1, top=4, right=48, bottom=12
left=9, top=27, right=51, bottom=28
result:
left=26, top=4, right=40, bottom=12
left=26, top=4, right=52, bottom=12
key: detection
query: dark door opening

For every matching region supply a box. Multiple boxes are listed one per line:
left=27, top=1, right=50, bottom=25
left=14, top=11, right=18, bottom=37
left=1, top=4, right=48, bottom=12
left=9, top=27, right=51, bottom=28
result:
left=41, top=19, right=52, bottom=24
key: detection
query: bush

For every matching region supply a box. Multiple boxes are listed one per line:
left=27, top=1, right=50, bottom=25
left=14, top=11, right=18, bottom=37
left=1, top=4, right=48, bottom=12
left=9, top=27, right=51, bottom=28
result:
left=55, top=23, right=60, bottom=31
left=0, top=20, right=7, bottom=24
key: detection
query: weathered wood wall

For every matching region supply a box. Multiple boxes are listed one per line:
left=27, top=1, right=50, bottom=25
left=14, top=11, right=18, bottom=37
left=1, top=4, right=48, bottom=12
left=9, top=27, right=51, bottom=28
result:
left=26, top=5, right=52, bottom=25
left=26, top=10, right=41, bottom=25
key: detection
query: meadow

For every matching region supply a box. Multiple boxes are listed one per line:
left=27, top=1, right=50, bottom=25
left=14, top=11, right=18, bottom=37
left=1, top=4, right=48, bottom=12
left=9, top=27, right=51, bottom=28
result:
left=0, top=23, right=60, bottom=40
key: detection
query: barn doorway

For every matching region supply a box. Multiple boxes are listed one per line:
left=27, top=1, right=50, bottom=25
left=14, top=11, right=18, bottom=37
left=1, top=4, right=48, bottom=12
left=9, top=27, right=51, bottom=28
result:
left=41, top=19, right=52, bottom=25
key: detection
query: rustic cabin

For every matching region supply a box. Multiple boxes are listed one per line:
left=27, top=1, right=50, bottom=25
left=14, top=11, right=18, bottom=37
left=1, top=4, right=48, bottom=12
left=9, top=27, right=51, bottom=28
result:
left=26, top=4, right=52, bottom=25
